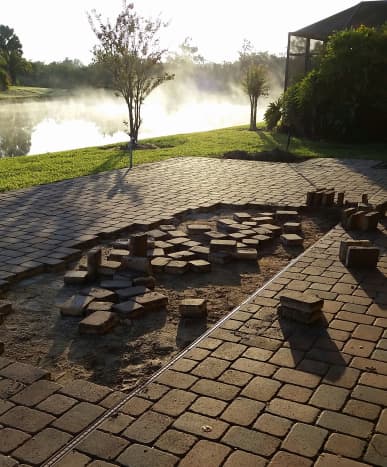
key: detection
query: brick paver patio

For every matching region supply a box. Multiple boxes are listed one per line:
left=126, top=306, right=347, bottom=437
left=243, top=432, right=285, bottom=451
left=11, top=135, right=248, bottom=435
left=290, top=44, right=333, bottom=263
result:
left=0, top=157, right=386, bottom=466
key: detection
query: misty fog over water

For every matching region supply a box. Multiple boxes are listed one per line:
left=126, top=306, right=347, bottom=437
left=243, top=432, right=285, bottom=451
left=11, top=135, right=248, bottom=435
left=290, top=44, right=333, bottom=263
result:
left=0, top=85, right=271, bottom=157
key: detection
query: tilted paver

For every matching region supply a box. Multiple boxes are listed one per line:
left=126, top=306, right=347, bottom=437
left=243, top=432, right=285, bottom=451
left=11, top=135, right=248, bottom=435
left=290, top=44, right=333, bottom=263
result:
left=0, top=157, right=387, bottom=465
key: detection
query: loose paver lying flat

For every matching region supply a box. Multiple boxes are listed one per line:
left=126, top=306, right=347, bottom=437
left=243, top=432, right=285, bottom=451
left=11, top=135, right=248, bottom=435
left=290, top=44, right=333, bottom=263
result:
left=0, top=157, right=387, bottom=465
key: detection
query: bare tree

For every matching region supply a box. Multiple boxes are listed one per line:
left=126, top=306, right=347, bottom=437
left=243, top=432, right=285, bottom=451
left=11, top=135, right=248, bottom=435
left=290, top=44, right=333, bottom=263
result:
left=89, top=2, right=174, bottom=145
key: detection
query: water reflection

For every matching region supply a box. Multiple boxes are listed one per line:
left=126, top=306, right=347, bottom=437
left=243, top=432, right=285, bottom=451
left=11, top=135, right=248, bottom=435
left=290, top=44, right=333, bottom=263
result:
left=0, top=106, right=32, bottom=157
left=0, top=87, right=265, bottom=157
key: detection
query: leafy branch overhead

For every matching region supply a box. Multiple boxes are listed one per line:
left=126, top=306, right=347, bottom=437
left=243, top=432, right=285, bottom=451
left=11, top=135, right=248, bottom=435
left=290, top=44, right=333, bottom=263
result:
left=88, top=2, right=174, bottom=144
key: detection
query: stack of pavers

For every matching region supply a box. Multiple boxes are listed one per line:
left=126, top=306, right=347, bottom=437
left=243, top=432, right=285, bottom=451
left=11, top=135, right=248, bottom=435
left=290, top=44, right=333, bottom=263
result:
left=306, top=188, right=337, bottom=207
left=339, top=240, right=380, bottom=269
left=279, top=291, right=324, bottom=324
left=306, top=189, right=386, bottom=232
left=341, top=205, right=381, bottom=232
left=61, top=234, right=168, bottom=334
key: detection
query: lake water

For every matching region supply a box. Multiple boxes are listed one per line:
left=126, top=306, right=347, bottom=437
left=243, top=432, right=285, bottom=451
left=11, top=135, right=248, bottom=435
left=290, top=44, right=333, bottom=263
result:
left=0, top=87, right=267, bottom=157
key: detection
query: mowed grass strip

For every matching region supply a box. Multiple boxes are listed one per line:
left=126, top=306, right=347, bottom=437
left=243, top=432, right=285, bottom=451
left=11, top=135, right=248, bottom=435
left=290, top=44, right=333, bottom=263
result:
left=0, top=86, right=68, bottom=100
left=0, top=125, right=386, bottom=192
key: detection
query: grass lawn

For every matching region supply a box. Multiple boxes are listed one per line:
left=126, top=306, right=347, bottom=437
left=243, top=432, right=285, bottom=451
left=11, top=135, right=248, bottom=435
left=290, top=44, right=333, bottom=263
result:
left=0, top=125, right=386, bottom=192
left=0, top=86, right=69, bottom=100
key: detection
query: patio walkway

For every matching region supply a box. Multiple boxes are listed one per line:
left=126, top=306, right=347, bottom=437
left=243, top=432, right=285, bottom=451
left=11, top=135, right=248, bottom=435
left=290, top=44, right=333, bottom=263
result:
left=0, top=157, right=386, bottom=466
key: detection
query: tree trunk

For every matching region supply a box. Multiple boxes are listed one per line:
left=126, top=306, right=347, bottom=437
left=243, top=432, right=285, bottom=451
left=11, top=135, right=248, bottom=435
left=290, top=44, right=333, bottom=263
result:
left=249, top=96, right=257, bottom=131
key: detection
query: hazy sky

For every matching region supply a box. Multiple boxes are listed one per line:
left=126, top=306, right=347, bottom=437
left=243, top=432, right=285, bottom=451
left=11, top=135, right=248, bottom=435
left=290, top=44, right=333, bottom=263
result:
left=3, top=0, right=358, bottom=64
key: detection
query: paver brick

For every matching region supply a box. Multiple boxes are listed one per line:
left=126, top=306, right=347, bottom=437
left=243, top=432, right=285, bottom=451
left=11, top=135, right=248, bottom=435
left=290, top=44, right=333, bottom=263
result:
left=173, top=411, right=229, bottom=440
left=222, top=425, right=281, bottom=456
left=241, top=375, right=281, bottom=401
left=191, top=379, right=239, bottom=401
left=231, top=357, right=277, bottom=376
left=137, top=382, right=170, bottom=401
left=223, top=450, right=266, bottom=467
left=242, top=347, right=274, bottom=361
left=77, top=429, right=127, bottom=460
left=352, top=384, right=387, bottom=405
left=36, top=394, right=77, bottom=415
left=373, top=348, right=387, bottom=362
left=282, top=422, right=328, bottom=457
left=353, top=324, right=383, bottom=341
left=79, top=310, right=119, bottom=334
left=123, top=410, right=172, bottom=443
left=377, top=408, right=387, bottom=433
left=12, top=427, right=71, bottom=465
left=343, top=338, right=375, bottom=357
left=179, top=440, right=231, bottom=467
left=0, top=362, right=49, bottom=384
left=269, top=348, right=304, bottom=368
left=156, top=370, right=198, bottom=389
left=117, top=443, right=179, bottom=467
left=190, top=396, right=227, bottom=417
left=218, top=369, right=253, bottom=387
left=317, top=410, right=373, bottom=438
left=211, top=342, right=247, bottom=361
left=0, top=454, right=19, bottom=467
left=55, top=451, right=91, bottom=466
left=220, top=397, right=264, bottom=425
left=0, top=406, right=55, bottom=434
left=10, top=379, right=60, bottom=407
left=274, top=367, right=321, bottom=388
left=253, top=413, right=292, bottom=437
left=52, top=402, right=105, bottom=434
left=59, top=379, right=111, bottom=403
left=344, top=399, right=381, bottom=421
left=278, top=384, right=313, bottom=403
left=310, top=384, right=349, bottom=410
left=191, top=357, right=230, bottom=379
left=120, top=396, right=152, bottom=416
left=364, top=434, right=387, bottom=467
left=314, top=453, right=370, bottom=466
left=351, top=356, right=387, bottom=375
left=323, top=366, right=360, bottom=388
left=99, top=413, right=134, bottom=434
left=155, top=429, right=197, bottom=455
left=268, top=451, right=313, bottom=467
left=0, top=427, right=30, bottom=454
left=267, top=398, right=320, bottom=423
left=325, top=433, right=366, bottom=459
left=152, top=389, right=196, bottom=416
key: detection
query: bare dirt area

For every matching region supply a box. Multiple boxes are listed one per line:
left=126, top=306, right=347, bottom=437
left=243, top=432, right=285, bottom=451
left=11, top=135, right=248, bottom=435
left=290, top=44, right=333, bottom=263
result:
left=0, top=207, right=338, bottom=392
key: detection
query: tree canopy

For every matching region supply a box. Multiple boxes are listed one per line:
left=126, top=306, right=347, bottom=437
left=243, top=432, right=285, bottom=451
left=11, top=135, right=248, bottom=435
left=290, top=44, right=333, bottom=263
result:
left=88, top=2, right=174, bottom=145
left=0, top=25, right=27, bottom=85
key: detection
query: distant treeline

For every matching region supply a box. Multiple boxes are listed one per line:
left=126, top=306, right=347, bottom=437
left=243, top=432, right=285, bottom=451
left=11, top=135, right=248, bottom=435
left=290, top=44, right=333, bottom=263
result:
left=18, top=53, right=286, bottom=94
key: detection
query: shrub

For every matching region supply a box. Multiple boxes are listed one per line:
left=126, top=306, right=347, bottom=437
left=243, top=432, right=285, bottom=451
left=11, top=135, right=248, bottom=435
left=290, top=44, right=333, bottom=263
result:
left=282, top=24, right=387, bottom=142
left=264, top=97, right=282, bottom=130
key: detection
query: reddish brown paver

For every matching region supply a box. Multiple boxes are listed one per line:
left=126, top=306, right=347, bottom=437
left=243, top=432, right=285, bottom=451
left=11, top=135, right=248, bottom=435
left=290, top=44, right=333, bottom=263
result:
left=0, top=158, right=386, bottom=465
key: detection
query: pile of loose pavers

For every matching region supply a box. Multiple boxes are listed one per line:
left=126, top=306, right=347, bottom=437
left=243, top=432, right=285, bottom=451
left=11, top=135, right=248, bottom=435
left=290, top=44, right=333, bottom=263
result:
left=58, top=209, right=303, bottom=336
